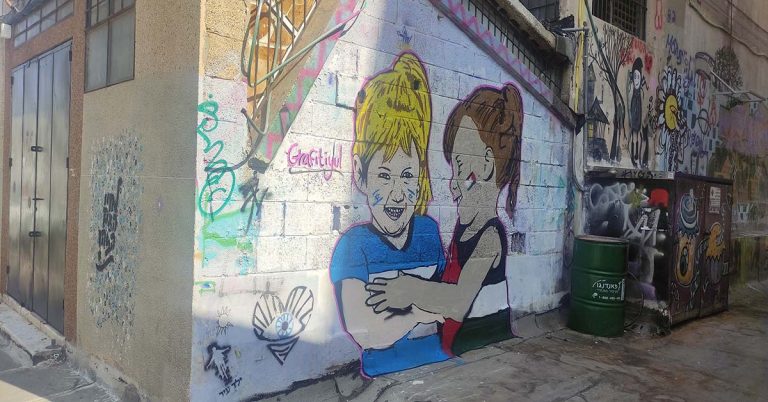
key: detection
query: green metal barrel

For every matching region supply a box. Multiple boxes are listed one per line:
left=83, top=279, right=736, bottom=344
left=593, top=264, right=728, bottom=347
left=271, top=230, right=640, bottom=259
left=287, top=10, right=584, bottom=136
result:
left=568, top=235, right=628, bottom=337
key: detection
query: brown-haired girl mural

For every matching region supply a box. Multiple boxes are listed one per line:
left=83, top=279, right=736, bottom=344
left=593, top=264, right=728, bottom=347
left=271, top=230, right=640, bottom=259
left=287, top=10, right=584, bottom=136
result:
left=366, top=83, right=524, bottom=356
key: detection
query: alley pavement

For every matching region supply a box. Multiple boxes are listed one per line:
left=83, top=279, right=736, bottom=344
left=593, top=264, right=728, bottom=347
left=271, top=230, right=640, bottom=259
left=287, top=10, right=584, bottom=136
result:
left=0, top=340, right=115, bottom=402
left=262, top=281, right=768, bottom=402
left=1, top=281, right=766, bottom=401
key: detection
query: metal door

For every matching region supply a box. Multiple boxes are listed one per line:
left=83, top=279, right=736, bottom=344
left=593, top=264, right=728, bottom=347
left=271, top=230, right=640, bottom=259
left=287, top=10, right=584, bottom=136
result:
left=669, top=177, right=706, bottom=325
left=7, top=43, right=70, bottom=332
left=699, top=181, right=732, bottom=317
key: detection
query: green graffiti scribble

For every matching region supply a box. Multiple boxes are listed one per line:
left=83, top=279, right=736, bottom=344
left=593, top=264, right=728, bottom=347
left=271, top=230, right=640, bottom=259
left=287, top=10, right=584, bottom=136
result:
left=201, top=210, right=242, bottom=248
left=194, top=280, right=216, bottom=295
left=197, top=96, right=236, bottom=218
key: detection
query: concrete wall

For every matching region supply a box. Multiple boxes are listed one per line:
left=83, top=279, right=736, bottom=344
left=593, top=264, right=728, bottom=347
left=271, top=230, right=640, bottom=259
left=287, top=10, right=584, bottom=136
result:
left=76, top=1, right=199, bottom=400
left=563, top=0, right=767, bottom=176
left=564, top=0, right=768, bottom=297
left=191, top=0, right=572, bottom=399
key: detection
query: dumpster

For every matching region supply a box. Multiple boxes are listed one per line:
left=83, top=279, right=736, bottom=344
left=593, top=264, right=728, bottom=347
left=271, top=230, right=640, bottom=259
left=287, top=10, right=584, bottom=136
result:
left=568, top=235, right=628, bottom=337
left=583, top=170, right=734, bottom=332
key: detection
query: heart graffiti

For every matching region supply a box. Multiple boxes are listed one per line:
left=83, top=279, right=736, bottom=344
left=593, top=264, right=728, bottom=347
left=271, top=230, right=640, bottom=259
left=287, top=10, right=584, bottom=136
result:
left=252, top=286, right=314, bottom=364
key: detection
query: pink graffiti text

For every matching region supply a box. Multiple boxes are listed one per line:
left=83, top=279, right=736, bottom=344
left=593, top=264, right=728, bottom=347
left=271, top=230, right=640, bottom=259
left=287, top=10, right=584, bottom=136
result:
left=286, top=143, right=343, bottom=180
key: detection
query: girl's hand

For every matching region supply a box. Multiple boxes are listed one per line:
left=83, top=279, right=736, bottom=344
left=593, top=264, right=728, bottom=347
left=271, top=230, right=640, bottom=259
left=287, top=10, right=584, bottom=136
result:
left=365, top=273, right=420, bottom=313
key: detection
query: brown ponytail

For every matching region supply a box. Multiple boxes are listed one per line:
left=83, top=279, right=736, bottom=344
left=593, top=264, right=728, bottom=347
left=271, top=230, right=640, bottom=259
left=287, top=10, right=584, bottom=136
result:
left=443, top=84, right=524, bottom=218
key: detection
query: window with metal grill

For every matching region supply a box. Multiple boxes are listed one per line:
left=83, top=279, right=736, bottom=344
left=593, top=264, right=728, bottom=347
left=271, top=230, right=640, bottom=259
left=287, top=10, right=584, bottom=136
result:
left=85, top=0, right=135, bottom=91
left=592, top=0, right=646, bottom=39
left=461, top=0, right=564, bottom=94
left=520, top=0, right=560, bottom=23
left=12, top=0, right=74, bottom=47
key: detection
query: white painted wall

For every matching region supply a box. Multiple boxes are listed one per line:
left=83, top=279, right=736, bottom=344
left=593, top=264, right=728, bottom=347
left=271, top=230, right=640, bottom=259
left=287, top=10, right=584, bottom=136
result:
left=192, top=0, right=571, bottom=399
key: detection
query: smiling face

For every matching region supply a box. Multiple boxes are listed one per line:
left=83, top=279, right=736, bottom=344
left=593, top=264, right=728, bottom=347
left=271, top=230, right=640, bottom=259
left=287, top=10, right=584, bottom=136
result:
left=449, top=116, right=497, bottom=225
left=632, top=70, right=642, bottom=89
left=355, top=143, right=421, bottom=238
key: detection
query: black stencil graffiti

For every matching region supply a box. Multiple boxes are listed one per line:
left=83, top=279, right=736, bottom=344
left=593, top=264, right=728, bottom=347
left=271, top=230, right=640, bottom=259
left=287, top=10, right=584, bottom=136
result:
left=205, top=343, right=234, bottom=385
left=239, top=157, right=269, bottom=234
left=252, top=286, right=314, bottom=365
left=96, top=177, right=123, bottom=271
left=204, top=342, right=243, bottom=396
left=217, top=377, right=242, bottom=396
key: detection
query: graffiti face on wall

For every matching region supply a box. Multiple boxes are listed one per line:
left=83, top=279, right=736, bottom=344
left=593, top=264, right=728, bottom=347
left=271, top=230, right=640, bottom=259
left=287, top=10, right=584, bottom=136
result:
left=88, top=134, right=142, bottom=343
left=330, top=52, right=523, bottom=376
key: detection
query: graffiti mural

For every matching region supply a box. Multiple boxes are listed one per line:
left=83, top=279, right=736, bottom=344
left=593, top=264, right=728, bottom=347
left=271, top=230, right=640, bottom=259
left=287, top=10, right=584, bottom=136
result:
left=654, top=66, right=688, bottom=172
left=585, top=180, right=671, bottom=300
left=285, top=142, right=343, bottom=179
left=708, top=103, right=768, bottom=233
left=589, top=24, right=631, bottom=163
left=88, top=134, right=143, bottom=342
left=586, top=24, right=654, bottom=168
left=670, top=185, right=702, bottom=316
left=191, top=0, right=572, bottom=397
left=252, top=286, right=314, bottom=365
left=330, top=51, right=524, bottom=376
left=204, top=343, right=243, bottom=396
left=95, top=177, right=123, bottom=271
left=627, top=57, right=649, bottom=168
left=197, top=96, right=238, bottom=219
left=329, top=53, right=449, bottom=376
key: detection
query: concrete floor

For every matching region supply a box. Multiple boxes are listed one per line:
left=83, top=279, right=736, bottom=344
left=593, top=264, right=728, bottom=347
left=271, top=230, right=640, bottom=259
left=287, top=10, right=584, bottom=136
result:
left=1, top=282, right=766, bottom=401
left=262, top=281, right=768, bottom=402
left=0, top=338, right=115, bottom=402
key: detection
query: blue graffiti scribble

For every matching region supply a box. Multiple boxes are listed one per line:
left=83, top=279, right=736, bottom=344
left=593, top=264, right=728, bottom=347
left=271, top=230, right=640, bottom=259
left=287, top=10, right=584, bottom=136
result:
left=372, top=190, right=383, bottom=206
left=406, top=188, right=416, bottom=202
left=237, top=255, right=256, bottom=275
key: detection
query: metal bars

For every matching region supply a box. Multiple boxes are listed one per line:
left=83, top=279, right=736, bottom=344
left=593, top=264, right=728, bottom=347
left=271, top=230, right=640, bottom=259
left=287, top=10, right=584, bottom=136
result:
left=241, top=0, right=319, bottom=118
left=461, top=0, right=563, bottom=94
left=592, top=0, right=646, bottom=39
left=520, top=0, right=560, bottom=22
left=12, top=0, right=73, bottom=47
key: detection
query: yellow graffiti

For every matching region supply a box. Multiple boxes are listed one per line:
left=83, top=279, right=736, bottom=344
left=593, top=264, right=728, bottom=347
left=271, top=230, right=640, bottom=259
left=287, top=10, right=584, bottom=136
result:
left=664, top=94, right=679, bottom=130
left=675, top=236, right=695, bottom=286
left=706, top=223, right=725, bottom=259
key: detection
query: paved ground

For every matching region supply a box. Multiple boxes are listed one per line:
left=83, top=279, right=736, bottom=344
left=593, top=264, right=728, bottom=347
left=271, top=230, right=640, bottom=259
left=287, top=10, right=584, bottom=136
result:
left=0, top=338, right=115, bottom=402
left=1, top=281, right=766, bottom=401
left=263, top=281, right=768, bottom=401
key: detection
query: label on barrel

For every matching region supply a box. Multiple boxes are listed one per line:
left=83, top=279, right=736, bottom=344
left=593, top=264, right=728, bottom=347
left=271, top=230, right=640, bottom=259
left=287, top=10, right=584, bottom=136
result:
left=590, top=278, right=625, bottom=301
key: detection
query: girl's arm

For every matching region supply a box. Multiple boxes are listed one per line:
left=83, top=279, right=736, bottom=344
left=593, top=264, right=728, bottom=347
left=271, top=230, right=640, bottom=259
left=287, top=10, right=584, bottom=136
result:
left=365, top=227, right=501, bottom=321
left=339, top=278, right=444, bottom=350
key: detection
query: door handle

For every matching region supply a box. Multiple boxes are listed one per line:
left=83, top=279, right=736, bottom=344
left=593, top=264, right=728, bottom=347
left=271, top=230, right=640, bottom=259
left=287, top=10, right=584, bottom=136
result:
left=28, top=231, right=42, bottom=237
left=33, top=197, right=44, bottom=201
left=31, top=145, right=43, bottom=152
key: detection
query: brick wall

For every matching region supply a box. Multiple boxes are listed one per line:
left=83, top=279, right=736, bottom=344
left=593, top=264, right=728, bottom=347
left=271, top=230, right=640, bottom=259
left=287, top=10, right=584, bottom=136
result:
left=191, top=0, right=572, bottom=398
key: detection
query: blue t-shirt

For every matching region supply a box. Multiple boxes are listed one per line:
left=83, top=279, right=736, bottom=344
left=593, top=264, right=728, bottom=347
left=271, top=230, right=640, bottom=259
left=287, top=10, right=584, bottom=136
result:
left=330, top=215, right=450, bottom=376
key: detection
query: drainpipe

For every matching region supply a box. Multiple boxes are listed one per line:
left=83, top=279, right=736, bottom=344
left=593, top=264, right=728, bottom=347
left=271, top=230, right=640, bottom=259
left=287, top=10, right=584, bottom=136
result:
left=560, top=26, right=590, bottom=191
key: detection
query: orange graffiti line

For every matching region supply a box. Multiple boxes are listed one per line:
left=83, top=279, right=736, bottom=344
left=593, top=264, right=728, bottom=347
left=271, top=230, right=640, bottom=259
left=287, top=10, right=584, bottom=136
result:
left=655, top=0, right=664, bottom=30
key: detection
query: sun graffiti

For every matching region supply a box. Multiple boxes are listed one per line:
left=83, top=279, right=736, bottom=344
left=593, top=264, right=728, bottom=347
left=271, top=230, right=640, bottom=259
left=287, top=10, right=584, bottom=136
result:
left=655, top=67, right=688, bottom=171
left=663, top=93, right=679, bottom=131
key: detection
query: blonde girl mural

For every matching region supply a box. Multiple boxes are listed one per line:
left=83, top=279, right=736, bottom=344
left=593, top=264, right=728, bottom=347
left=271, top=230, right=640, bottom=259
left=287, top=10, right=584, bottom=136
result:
left=330, top=52, right=450, bottom=377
